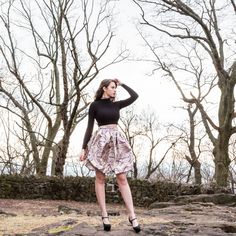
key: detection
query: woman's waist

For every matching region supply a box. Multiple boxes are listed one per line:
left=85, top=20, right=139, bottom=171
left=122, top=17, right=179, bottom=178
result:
left=99, top=124, right=118, bottom=129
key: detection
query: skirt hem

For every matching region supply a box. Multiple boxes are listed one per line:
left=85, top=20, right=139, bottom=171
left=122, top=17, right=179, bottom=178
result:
left=86, top=159, right=134, bottom=175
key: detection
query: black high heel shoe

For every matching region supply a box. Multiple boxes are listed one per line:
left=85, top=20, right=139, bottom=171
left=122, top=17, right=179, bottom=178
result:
left=102, top=216, right=111, bottom=231
left=129, top=217, right=141, bottom=233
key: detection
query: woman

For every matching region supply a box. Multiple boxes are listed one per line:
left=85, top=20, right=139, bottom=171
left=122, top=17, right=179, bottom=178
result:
left=79, top=78, right=140, bottom=233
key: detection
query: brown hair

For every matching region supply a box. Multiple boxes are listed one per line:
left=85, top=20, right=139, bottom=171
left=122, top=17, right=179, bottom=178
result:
left=94, top=79, right=117, bottom=101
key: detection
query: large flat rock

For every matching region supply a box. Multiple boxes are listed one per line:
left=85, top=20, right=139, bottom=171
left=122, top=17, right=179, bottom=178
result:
left=1, top=198, right=236, bottom=235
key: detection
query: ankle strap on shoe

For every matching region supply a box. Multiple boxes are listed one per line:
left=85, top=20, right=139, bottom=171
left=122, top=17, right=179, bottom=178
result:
left=129, top=217, right=137, bottom=222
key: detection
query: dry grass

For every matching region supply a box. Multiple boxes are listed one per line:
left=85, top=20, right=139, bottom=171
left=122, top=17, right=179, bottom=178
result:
left=1, top=214, right=76, bottom=234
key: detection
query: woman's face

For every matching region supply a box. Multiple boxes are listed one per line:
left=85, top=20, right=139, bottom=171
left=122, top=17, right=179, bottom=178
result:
left=103, top=81, right=117, bottom=99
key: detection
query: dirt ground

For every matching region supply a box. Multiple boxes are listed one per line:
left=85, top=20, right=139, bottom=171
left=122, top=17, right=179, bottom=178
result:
left=0, top=199, right=155, bottom=235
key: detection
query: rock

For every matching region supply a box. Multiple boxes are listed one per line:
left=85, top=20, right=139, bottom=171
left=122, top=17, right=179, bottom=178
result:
left=141, top=223, right=169, bottom=236
left=107, top=210, right=120, bottom=216
left=0, top=209, right=17, bottom=216
left=86, top=210, right=100, bottom=216
left=173, top=193, right=236, bottom=205
left=148, top=201, right=177, bottom=209
left=86, top=209, right=120, bottom=216
left=60, top=222, right=97, bottom=236
left=31, top=218, right=77, bottom=233
left=58, top=205, right=82, bottom=214
left=148, top=194, right=236, bottom=210
left=183, top=204, right=204, bottom=212
left=4, top=198, right=236, bottom=235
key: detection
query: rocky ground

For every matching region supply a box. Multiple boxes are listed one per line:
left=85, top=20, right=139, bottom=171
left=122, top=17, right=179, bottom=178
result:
left=1, top=194, right=236, bottom=235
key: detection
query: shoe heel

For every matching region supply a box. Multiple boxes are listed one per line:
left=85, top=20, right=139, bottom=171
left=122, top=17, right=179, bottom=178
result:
left=129, top=217, right=141, bottom=233
left=102, top=216, right=111, bottom=231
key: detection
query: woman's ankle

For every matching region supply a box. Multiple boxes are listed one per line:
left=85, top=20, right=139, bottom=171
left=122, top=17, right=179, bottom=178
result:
left=129, top=215, right=139, bottom=227
left=128, top=213, right=136, bottom=220
left=102, top=211, right=108, bottom=217
left=101, top=214, right=110, bottom=224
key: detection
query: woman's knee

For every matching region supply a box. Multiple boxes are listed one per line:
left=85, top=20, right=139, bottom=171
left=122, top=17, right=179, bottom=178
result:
left=116, top=173, right=128, bottom=186
left=96, top=171, right=106, bottom=184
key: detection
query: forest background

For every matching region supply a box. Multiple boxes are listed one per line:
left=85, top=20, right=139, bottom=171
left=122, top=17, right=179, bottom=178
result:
left=0, top=0, right=236, bottom=188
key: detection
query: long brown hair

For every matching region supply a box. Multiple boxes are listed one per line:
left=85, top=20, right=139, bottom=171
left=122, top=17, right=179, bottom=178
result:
left=94, top=79, right=117, bottom=101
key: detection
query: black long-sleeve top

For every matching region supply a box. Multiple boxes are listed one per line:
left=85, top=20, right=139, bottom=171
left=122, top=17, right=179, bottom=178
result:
left=82, top=84, right=138, bottom=149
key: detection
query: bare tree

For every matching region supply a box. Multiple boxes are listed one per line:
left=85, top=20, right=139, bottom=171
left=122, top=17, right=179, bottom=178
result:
left=139, top=111, right=175, bottom=179
left=0, top=111, right=19, bottom=175
left=230, top=0, right=236, bottom=13
left=138, top=34, right=214, bottom=184
left=0, top=109, right=34, bottom=175
left=133, top=0, right=236, bottom=187
left=120, top=106, right=175, bottom=179
left=169, top=104, right=206, bottom=185
left=184, top=105, right=202, bottom=184
left=228, top=137, right=236, bottom=192
left=168, top=149, right=193, bottom=183
left=0, top=0, right=127, bottom=176
left=119, top=106, right=142, bottom=178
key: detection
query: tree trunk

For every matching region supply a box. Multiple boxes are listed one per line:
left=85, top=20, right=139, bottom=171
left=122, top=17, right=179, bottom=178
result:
left=37, top=163, right=47, bottom=176
left=51, top=156, right=56, bottom=176
left=55, top=135, right=70, bottom=176
left=185, top=155, right=202, bottom=185
left=51, top=140, right=63, bottom=175
left=213, top=79, right=234, bottom=186
left=133, top=162, right=138, bottom=179
left=37, top=143, right=53, bottom=176
left=213, top=137, right=231, bottom=187
left=187, top=105, right=202, bottom=185
left=193, top=159, right=202, bottom=185
left=24, top=116, right=41, bottom=175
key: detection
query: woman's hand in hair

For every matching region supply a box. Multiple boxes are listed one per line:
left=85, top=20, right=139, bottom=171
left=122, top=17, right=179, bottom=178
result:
left=114, top=78, right=122, bottom=86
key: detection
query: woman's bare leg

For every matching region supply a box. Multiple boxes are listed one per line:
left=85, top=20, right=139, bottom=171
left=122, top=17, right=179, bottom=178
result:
left=116, top=172, right=139, bottom=227
left=95, top=170, right=109, bottom=224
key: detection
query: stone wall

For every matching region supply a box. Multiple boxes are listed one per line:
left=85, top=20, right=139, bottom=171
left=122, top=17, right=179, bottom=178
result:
left=0, top=175, right=202, bottom=207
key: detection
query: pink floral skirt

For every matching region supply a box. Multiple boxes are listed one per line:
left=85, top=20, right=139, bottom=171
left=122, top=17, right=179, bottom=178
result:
left=85, top=125, right=134, bottom=175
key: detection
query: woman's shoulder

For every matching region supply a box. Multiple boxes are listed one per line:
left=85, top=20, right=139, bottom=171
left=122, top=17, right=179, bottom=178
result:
left=89, top=100, right=101, bottom=109
left=89, top=100, right=96, bottom=107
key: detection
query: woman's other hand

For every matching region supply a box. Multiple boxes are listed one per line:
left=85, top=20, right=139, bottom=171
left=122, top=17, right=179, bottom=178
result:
left=114, top=78, right=122, bottom=86
left=79, top=149, right=86, bottom=161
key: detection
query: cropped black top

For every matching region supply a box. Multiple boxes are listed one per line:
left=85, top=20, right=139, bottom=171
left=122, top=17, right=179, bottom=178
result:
left=82, top=84, right=138, bottom=149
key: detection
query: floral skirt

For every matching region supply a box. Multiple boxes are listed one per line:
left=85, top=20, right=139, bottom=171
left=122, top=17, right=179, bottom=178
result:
left=85, top=125, right=134, bottom=175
